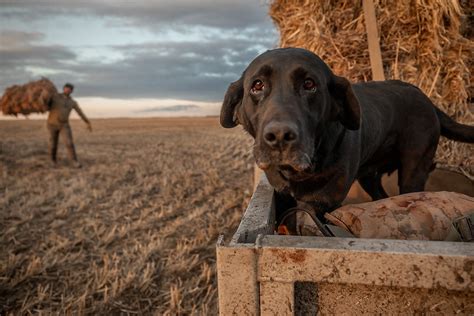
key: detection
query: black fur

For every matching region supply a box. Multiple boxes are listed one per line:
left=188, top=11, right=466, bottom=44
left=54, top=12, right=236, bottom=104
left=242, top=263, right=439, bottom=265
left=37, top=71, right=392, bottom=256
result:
left=221, top=48, right=474, bottom=216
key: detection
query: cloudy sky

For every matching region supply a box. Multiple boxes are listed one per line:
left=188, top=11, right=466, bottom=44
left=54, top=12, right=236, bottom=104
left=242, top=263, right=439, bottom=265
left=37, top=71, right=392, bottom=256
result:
left=0, top=0, right=278, bottom=118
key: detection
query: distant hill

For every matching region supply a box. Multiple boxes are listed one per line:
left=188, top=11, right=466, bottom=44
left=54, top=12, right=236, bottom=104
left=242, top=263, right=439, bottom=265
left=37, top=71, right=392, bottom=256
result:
left=137, top=105, right=200, bottom=113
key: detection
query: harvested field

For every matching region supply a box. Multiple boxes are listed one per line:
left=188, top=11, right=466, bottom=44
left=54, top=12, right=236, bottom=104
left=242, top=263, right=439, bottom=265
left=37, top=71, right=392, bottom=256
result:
left=0, top=117, right=254, bottom=315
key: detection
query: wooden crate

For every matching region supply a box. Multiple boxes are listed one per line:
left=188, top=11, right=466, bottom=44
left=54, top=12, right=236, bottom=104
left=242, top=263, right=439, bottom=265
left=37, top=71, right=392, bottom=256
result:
left=217, top=176, right=474, bottom=315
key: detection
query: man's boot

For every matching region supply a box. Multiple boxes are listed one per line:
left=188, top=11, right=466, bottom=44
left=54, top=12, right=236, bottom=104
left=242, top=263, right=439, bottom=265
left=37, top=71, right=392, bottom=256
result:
left=72, top=161, right=82, bottom=168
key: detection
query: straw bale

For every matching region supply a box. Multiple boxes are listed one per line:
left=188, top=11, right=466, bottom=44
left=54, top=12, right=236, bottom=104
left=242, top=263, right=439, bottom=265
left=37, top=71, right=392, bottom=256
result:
left=269, top=0, right=473, bottom=176
left=0, top=78, right=57, bottom=116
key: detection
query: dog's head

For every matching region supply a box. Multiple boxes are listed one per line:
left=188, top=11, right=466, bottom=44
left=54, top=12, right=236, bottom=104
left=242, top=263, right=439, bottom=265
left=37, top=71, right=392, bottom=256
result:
left=220, top=48, right=360, bottom=181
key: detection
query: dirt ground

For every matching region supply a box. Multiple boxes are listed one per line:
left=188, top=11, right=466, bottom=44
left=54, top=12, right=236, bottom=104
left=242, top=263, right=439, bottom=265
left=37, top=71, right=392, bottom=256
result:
left=1, top=117, right=472, bottom=315
left=0, top=117, right=254, bottom=315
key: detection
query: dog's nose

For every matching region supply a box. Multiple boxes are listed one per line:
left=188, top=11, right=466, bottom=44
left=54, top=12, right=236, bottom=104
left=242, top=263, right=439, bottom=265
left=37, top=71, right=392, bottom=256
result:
left=263, top=122, right=298, bottom=148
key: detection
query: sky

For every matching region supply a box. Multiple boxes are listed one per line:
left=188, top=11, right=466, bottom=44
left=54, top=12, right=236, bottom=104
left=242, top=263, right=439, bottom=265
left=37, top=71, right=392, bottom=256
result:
left=0, top=0, right=278, bottom=118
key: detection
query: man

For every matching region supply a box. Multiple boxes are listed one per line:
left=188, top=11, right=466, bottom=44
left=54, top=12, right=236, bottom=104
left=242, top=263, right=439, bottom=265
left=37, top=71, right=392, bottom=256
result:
left=47, top=83, right=92, bottom=168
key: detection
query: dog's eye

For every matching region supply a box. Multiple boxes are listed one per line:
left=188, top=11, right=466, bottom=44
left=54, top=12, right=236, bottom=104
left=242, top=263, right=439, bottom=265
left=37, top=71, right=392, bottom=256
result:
left=303, top=78, right=317, bottom=91
left=251, top=80, right=264, bottom=93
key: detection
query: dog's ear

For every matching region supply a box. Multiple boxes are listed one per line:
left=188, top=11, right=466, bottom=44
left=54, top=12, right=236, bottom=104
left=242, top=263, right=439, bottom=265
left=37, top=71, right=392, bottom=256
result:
left=220, top=76, right=244, bottom=128
left=329, top=75, right=361, bottom=130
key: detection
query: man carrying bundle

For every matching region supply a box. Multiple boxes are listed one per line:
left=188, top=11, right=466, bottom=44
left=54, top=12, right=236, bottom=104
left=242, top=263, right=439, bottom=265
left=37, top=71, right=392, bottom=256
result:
left=47, top=83, right=92, bottom=168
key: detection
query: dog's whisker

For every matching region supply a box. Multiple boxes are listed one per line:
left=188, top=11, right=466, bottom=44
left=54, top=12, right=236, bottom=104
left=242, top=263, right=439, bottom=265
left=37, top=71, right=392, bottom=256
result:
left=303, top=153, right=313, bottom=168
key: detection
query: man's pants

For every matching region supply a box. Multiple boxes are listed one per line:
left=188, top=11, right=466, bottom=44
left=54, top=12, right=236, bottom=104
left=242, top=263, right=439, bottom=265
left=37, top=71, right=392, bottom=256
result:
left=47, top=123, right=78, bottom=162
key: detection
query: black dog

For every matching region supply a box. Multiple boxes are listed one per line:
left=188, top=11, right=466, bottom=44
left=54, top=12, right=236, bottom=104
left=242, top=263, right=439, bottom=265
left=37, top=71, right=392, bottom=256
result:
left=220, top=48, right=474, bottom=217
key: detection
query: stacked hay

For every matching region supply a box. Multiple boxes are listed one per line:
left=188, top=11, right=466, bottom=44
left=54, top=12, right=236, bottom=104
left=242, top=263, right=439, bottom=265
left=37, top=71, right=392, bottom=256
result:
left=269, top=0, right=473, bottom=177
left=0, top=78, right=57, bottom=116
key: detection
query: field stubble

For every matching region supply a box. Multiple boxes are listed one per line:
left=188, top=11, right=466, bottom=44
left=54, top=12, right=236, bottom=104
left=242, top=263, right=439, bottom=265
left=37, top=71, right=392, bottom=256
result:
left=0, top=117, right=254, bottom=315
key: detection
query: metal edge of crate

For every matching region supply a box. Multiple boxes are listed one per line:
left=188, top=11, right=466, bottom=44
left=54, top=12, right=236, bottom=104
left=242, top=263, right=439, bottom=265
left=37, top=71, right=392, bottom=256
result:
left=230, top=173, right=275, bottom=245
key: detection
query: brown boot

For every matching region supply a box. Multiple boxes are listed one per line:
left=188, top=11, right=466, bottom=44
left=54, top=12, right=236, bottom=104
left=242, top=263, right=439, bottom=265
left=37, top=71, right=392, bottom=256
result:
left=72, top=161, right=82, bottom=168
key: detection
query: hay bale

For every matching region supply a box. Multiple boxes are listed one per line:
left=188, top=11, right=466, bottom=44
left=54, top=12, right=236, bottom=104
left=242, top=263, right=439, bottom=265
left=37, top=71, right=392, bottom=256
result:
left=0, top=78, right=57, bottom=116
left=269, top=0, right=474, bottom=176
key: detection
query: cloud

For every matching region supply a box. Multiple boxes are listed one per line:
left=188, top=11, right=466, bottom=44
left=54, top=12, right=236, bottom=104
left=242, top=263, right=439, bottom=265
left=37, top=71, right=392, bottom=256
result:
left=0, top=0, right=273, bottom=30
left=78, top=37, right=274, bottom=99
left=0, top=30, right=78, bottom=89
left=0, top=1, right=278, bottom=104
left=1, top=29, right=276, bottom=101
left=0, top=30, right=44, bottom=49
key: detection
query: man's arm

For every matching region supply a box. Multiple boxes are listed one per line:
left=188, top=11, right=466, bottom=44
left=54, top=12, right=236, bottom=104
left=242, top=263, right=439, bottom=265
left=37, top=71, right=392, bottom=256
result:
left=73, top=101, right=92, bottom=131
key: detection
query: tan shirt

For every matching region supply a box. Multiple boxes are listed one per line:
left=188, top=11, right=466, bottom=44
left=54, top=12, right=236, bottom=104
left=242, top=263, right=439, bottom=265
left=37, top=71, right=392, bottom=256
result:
left=47, top=93, right=89, bottom=126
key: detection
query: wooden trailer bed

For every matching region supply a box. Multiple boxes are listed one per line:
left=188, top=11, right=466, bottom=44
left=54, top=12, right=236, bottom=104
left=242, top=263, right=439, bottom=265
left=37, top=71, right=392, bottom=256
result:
left=217, top=176, right=474, bottom=315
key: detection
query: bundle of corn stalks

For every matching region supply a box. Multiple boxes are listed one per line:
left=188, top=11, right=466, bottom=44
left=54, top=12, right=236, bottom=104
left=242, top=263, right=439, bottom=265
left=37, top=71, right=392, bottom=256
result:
left=0, top=78, right=57, bottom=116
left=269, top=0, right=473, bottom=177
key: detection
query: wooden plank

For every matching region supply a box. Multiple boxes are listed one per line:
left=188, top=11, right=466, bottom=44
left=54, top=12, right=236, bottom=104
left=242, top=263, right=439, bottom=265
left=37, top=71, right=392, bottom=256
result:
left=363, top=0, right=385, bottom=81
left=316, top=282, right=473, bottom=315
left=216, top=237, right=259, bottom=315
left=258, top=235, right=474, bottom=291
left=260, top=281, right=294, bottom=316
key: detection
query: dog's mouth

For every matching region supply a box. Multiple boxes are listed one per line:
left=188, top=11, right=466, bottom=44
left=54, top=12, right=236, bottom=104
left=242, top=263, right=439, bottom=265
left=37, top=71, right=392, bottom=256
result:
left=278, top=164, right=301, bottom=180
left=256, top=152, right=314, bottom=181
left=278, top=163, right=315, bottom=181
left=254, top=133, right=318, bottom=181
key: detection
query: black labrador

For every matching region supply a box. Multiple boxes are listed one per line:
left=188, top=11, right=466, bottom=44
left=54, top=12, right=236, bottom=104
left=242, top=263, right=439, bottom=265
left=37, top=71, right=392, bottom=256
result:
left=220, top=48, right=474, bottom=218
